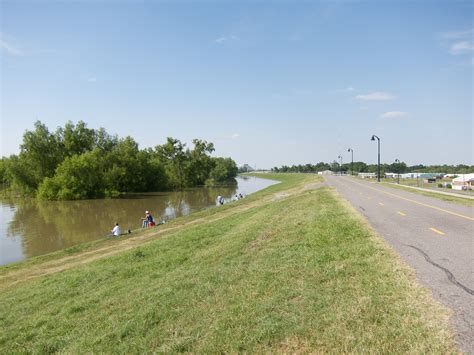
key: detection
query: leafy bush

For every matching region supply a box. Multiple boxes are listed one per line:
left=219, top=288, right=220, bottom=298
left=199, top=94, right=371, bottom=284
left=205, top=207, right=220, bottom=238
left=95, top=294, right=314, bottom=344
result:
left=7, top=121, right=238, bottom=200
left=210, top=157, right=238, bottom=183
left=38, top=150, right=105, bottom=200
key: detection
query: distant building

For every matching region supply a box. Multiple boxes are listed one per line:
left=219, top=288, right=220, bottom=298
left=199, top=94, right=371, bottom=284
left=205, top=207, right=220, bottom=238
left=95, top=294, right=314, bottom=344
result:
left=400, top=173, right=420, bottom=179
left=399, top=173, right=444, bottom=179
left=318, top=170, right=333, bottom=175
left=452, top=174, right=474, bottom=191
left=358, top=172, right=376, bottom=179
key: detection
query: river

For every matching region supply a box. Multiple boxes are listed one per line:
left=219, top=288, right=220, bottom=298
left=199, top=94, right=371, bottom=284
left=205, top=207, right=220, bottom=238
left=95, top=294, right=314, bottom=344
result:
left=0, top=175, right=277, bottom=266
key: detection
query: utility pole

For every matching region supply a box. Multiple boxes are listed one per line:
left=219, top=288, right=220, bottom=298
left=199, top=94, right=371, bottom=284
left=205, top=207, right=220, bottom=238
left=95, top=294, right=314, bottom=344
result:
left=371, top=135, right=381, bottom=182
left=395, top=159, right=400, bottom=184
left=347, top=148, right=354, bottom=176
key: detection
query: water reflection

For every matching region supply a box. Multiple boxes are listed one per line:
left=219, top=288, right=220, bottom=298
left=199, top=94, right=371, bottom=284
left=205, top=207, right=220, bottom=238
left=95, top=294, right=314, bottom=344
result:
left=0, top=176, right=277, bottom=265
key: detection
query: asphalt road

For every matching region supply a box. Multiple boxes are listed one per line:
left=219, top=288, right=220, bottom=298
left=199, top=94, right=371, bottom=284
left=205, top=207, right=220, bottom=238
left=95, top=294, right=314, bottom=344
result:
left=325, top=175, right=474, bottom=353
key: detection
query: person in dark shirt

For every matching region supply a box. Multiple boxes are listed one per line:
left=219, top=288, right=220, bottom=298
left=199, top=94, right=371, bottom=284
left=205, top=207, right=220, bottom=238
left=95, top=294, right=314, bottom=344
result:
left=141, top=210, right=155, bottom=227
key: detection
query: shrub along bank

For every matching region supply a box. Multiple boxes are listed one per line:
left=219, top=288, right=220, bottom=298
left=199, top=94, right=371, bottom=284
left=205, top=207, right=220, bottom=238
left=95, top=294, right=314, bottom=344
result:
left=1, top=121, right=238, bottom=200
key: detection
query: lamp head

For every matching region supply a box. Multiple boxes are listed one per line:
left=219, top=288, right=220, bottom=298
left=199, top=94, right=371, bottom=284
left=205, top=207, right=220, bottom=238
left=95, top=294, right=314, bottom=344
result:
left=371, top=135, right=375, bottom=141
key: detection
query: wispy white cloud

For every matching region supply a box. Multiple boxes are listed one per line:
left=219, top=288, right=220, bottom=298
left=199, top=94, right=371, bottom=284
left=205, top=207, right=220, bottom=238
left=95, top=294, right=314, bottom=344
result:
left=449, top=41, right=474, bottom=55
left=345, top=86, right=355, bottom=92
left=218, top=133, right=240, bottom=140
left=0, top=33, right=23, bottom=56
left=380, top=111, right=408, bottom=119
left=441, top=29, right=473, bottom=40
left=355, top=91, right=395, bottom=101
left=215, top=35, right=239, bottom=44
left=87, top=76, right=97, bottom=82
left=440, top=29, right=473, bottom=57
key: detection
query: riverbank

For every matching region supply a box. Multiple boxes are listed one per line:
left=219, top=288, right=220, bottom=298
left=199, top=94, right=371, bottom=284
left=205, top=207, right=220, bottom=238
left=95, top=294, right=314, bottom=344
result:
left=0, top=174, right=454, bottom=352
left=0, top=175, right=275, bottom=266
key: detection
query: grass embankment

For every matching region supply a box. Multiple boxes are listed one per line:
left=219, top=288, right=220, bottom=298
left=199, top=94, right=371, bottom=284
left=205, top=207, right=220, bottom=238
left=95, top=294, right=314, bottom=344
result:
left=380, top=181, right=474, bottom=207
left=0, top=174, right=454, bottom=352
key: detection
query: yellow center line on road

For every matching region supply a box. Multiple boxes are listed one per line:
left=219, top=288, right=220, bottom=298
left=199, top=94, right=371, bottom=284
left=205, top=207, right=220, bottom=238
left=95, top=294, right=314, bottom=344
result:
left=346, top=179, right=474, bottom=222
left=397, top=211, right=406, bottom=216
left=430, top=227, right=446, bottom=235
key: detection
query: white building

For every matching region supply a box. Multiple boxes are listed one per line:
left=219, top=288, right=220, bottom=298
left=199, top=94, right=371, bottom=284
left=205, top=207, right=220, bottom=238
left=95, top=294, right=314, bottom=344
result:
left=358, top=172, right=376, bottom=179
left=318, top=170, right=333, bottom=175
left=452, top=174, right=474, bottom=191
left=400, top=173, right=421, bottom=179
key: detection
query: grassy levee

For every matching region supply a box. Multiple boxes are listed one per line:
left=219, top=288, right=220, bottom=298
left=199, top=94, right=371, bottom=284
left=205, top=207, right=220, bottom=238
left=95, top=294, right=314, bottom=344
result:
left=380, top=181, right=474, bottom=207
left=0, top=174, right=454, bottom=352
left=0, top=174, right=301, bottom=276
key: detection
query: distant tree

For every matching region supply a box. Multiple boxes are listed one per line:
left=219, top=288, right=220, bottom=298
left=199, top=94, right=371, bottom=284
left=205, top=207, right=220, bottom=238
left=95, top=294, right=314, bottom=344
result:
left=58, top=120, right=96, bottom=157
left=38, top=149, right=105, bottom=200
left=209, top=157, right=238, bottom=183
left=239, top=164, right=254, bottom=173
left=186, top=139, right=215, bottom=186
left=155, top=137, right=188, bottom=188
left=0, top=158, right=7, bottom=187
left=17, top=121, right=63, bottom=189
left=390, top=161, right=407, bottom=174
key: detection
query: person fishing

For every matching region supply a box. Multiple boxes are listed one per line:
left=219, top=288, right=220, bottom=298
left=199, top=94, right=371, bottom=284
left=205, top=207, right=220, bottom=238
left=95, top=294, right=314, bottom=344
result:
left=216, top=195, right=225, bottom=205
left=111, top=223, right=121, bottom=236
left=141, top=210, right=155, bottom=228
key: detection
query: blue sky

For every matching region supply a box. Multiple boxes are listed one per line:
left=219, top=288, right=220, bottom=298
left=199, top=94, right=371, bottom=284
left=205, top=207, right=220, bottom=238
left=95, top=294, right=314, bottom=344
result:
left=1, top=1, right=472, bottom=168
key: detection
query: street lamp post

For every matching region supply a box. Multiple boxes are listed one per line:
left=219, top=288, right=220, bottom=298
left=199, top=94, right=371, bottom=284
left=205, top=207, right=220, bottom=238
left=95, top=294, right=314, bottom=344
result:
left=338, top=155, right=342, bottom=176
left=371, top=135, right=381, bottom=182
left=347, top=148, right=354, bottom=176
left=395, top=159, right=400, bottom=184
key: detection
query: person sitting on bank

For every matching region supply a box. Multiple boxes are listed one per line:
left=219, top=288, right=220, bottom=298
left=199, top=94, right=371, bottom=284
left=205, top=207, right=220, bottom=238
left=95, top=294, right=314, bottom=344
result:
left=141, top=211, right=155, bottom=228
left=111, top=223, right=121, bottom=237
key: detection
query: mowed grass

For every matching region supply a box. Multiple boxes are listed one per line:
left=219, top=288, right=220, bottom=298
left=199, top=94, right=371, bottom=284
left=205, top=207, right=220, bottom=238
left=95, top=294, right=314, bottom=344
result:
left=0, top=173, right=305, bottom=277
left=381, top=181, right=474, bottom=207
left=0, top=175, right=454, bottom=352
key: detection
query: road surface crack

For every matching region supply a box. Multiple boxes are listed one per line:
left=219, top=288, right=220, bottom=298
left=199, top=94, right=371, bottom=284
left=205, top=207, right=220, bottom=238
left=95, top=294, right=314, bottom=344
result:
left=405, top=244, right=474, bottom=296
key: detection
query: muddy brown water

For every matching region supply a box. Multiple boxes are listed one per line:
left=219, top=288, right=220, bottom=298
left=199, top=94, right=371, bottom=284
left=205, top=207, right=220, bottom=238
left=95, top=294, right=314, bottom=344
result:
left=0, top=176, right=278, bottom=266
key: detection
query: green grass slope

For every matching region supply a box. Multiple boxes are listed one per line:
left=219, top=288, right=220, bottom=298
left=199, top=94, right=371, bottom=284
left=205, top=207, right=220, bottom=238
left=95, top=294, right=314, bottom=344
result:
left=0, top=174, right=454, bottom=352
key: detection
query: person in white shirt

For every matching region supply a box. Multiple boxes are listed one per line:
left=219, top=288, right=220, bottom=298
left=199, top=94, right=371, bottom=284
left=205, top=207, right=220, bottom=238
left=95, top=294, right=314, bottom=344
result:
left=111, top=223, right=121, bottom=236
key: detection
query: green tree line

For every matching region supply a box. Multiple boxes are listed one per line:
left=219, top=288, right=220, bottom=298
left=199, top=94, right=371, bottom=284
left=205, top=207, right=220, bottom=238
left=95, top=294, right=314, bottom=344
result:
left=272, top=162, right=473, bottom=174
left=0, top=121, right=238, bottom=200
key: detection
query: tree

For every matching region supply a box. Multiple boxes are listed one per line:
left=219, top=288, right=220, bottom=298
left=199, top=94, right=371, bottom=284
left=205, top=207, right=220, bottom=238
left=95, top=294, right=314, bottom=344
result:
left=209, top=157, right=238, bottom=183
left=186, top=139, right=215, bottom=186
left=239, top=164, right=254, bottom=173
left=18, top=121, right=63, bottom=189
left=155, top=138, right=188, bottom=188
left=390, top=161, right=407, bottom=174
left=38, top=149, right=105, bottom=200
left=57, top=120, right=96, bottom=157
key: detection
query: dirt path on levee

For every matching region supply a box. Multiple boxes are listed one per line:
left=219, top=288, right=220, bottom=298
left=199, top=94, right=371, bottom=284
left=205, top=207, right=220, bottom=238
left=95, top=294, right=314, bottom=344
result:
left=0, top=182, right=325, bottom=291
